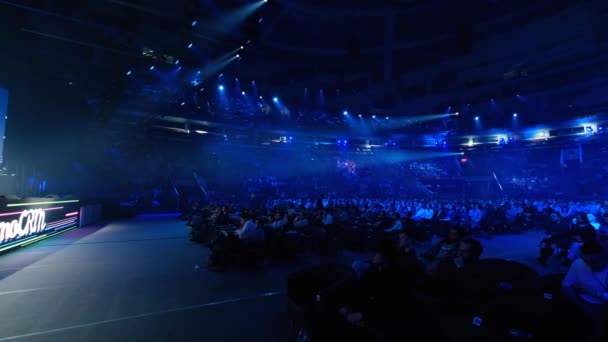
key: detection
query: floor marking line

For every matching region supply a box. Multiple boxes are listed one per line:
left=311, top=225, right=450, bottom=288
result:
left=0, top=287, right=63, bottom=296
left=0, top=291, right=283, bottom=341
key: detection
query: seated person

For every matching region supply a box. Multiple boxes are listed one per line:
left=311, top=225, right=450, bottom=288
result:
left=336, top=244, right=406, bottom=340
left=413, top=204, right=434, bottom=221
left=562, top=241, right=608, bottom=341
left=567, top=215, right=599, bottom=264
left=252, top=219, right=266, bottom=242
left=395, top=232, right=422, bottom=279
left=233, top=214, right=259, bottom=240
left=425, top=238, right=484, bottom=294
left=562, top=241, right=608, bottom=305
left=383, top=213, right=403, bottom=233
left=321, top=210, right=333, bottom=227
left=423, top=226, right=464, bottom=269
left=208, top=214, right=263, bottom=268
left=266, top=212, right=288, bottom=231
left=538, top=212, right=571, bottom=266
left=372, top=211, right=391, bottom=230
left=293, top=213, right=310, bottom=229
left=213, top=206, right=230, bottom=225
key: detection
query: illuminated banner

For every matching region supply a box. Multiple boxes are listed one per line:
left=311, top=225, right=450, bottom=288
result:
left=0, top=199, right=79, bottom=253
left=0, top=209, right=46, bottom=244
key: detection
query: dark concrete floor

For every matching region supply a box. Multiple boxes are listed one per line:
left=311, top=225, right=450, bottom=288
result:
left=0, top=217, right=559, bottom=341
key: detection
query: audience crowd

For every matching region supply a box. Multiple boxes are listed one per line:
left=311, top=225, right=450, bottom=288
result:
left=183, top=196, right=608, bottom=341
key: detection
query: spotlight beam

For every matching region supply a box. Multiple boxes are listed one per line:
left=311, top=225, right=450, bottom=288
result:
left=197, top=54, right=240, bottom=79
left=376, top=113, right=455, bottom=131
left=205, top=1, right=267, bottom=35
left=107, top=0, right=175, bottom=18
left=350, top=150, right=465, bottom=169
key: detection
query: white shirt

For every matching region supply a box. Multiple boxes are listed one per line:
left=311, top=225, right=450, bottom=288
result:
left=562, top=258, right=608, bottom=304
left=322, top=214, right=333, bottom=226
left=384, top=220, right=403, bottom=232
left=235, top=220, right=257, bottom=240
left=468, top=208, right=483, bottom=223
left=414, top=209, right=434, bottom=220
left=269, top=219, right=285, bottom=230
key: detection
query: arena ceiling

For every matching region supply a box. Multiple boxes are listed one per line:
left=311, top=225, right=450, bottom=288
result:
left=0, top=0, right=584, bottom=138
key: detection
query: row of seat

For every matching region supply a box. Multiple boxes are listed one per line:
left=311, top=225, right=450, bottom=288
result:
left=287, top=260, right=592, bottom=341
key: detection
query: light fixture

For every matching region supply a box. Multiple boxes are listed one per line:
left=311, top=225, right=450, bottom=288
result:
left=191, top=20, right=198, bottom=27
left=187, top=43, right=193, bottom=49
left=149, top=66, right=155, bottom=71
left=126, top=70, right=132, bottom=76
left=218, top=85, right=224, bottom=91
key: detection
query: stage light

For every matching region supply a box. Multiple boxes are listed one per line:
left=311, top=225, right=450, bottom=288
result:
left=200, top=88, right=205, bottom=92
left=126, top=70, right=132, bottom=76
left=461, top=152, right=465, bottom=155
left=343, top=111, right=348, bottom=115
left=180, top=102, right=186, bottom=106
left=242, top=91, right=246, bottom=95
left=475, top=116, right=479, bottom=121
left=259, top=96, right=263, bottom=99
left=273, top=97, right=278, bottom=103
left=240, top=46, right=244, bottom=50
left=175, top=59, right=180, bottom=65
left=372, top=115, right=376, bottom=119
left=218, top=85, right=224, bottom=91
left=195, top=130, right=208, bottom=134
left=187, top=43, right=193, bottom=49
left=192, top=20, right=198, bottom=27
left=455, top=112, right=459, bottom=115
left=236, top=54, right=240, bottom=58
left=149, top=66, right=155, bottom=71
left=386, top=116, right=389, bottom=120
left=358, top=114, right=362, bottom=118
left=513, top=113, right=518, bottom=117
